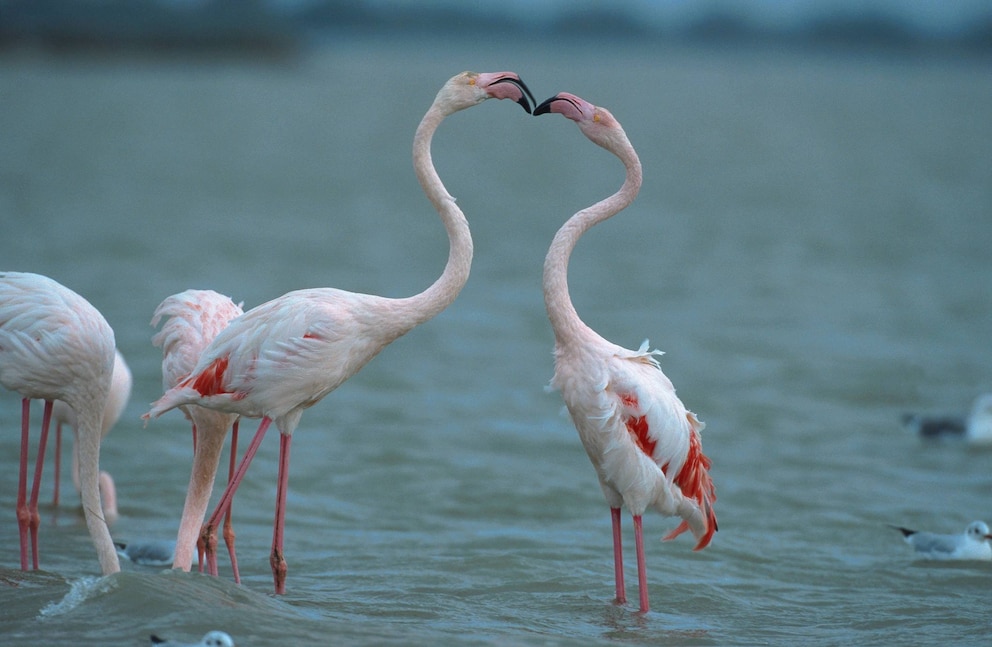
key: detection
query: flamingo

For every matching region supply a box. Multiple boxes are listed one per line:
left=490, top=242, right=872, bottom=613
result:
left=51, top=349, right=132, bottom=521
left=143, top=71, right=535, bottom=593
left=534, top=93, right=717, bottom=613
left=150, top=289, right=243, bottom=576
left=0, top=271, right=120, bottom=575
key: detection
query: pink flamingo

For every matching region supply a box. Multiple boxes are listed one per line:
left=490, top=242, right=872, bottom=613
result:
left=150, top=289, right=244, bottom=577
left=144, top=71, right=535, bottom=593
left=0, top=271, right=120, bottom=575
left=535, top=93, right=717, bottom=613
left=51, top=349, right=132, bottom=521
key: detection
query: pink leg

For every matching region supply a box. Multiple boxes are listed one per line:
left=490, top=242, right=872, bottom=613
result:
left=203, top=417, right=271, bottom=577
left=224, top=419, right=241, bottom=583
left=270, top=432, right=291, bottom=595
left=27, top=401, right=54, bottom=570
left=611, top=507, right=626, bottom=606
left=17, top=399, right=31, bottom=570
left=633, top=515, right=649, bottom=614
left=52, top=422, right=62, bottom=507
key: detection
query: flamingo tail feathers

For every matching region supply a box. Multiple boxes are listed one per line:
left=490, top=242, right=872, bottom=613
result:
left=663, top=417, right=717, bottom=550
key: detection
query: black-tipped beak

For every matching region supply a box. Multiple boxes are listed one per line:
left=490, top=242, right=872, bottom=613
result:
left=533, top=96, right=556, bottom=116
left=490, top=76, right=536, bottom=114
left=535, top=93, right=582, bottom=116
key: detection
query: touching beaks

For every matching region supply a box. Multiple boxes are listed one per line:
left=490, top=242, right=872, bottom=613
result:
left=533, top=96, right=557, bottom=116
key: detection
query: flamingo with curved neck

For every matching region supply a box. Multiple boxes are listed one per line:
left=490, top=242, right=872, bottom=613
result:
left=144, top=71, right=534, bottom=594
left=535, top=92, right=717, bottom=614
left=150, top=289, right=244, bottom=576
left=1, top=271, right=120, bottom=576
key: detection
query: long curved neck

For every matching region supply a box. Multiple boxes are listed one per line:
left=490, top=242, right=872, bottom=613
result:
left=543, top=134, right=642, bottom=345
left=388, top=103, right=473, bottom=334
left=75, top=404, right=121, bottom=575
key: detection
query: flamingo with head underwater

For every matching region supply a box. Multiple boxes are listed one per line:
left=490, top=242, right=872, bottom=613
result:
left=51, top=349, right=132, bottom=521
left=144, top=71, right=535, bottom=594
left=0, top=271, right=120, bottom=575
left=534, top=92, right=717, bottom=614
left=150, top=289, right=244, bottom=577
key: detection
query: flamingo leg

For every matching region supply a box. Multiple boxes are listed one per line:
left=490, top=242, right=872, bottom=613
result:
left=270, top=432, right=291, bottom=595
left=223, top=419, right=241, bottom=583
left=52, top=422, right=62, bottom=507
left=610, top=507, right=626, bottom=606
left=16, top=399, right=32, bottom=570
left=202, top=416, right=272, bottom=577
left=26, top=401, right=54, bottom=570
left=633, top=514, right=649, bottom=613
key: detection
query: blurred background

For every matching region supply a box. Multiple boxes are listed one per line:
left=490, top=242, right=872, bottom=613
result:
left=1, top=2, right=990, bottom=646
left=1, top=0, right=991, bottom=54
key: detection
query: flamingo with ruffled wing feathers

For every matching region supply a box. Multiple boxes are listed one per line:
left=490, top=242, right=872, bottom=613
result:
left=0, top=271, right=120, bottom=575
left=535, top=93, right=717, bottom=613
left=144, top=71, right=535, bottom=594
left=150, top=289, right=244, bottom=577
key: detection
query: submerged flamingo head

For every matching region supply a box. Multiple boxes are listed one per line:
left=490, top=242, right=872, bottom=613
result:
left=534, top=92, right=624, bottom=149
left=436, top=71, right=535, bottom=114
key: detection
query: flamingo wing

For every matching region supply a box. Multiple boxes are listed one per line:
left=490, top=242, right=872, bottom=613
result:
left=609, top=341, right=717, bottom=550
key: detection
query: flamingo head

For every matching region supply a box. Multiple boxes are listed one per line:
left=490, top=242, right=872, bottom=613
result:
left=534, top=92, right=623, bottom=148
left=436, top=71, right=535, bottom=115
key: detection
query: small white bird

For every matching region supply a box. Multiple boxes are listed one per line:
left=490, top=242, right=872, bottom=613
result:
left=149, top=630, right=234, bottom=647
left=890, top=521, right=992, bottom=560
left=115, top=539, right=177, bottom=567
left=902, top=393, right=992, bottom=445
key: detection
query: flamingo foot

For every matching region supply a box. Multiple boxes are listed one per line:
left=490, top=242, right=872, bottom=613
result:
left=223, top=515, right=240, bottom=584
left=196, top=527, right=207, bottom=574
left=200, top=523, right=220, bottom=576
left=270, top=548, right=288, bottom=595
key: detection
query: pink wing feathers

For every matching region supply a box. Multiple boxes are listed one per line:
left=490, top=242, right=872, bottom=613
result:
left=612, top=341, right=717, bottom=550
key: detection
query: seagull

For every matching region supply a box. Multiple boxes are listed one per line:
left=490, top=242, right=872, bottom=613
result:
left=115, top=540, right=177, bottom=567
left=150, top=631, right=234, bottom=647
left=890, top=521, right=992, bottom=561
left=902, top=393, right=992, bottom=445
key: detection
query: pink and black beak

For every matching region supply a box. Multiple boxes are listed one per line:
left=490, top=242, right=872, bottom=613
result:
left=534, top=93, right=577, bottom=116
left=487, top=74, right=536, bottom=114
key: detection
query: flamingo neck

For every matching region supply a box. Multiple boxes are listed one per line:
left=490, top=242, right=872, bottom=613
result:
left=74, top=405, right=121, bottom=575
left=391, top=100, right=473, bottom=331
left=543, top=134, right=642, bottom=345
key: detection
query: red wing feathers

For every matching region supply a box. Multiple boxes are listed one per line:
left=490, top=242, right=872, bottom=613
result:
left=663, top=413, right=717, bottom=550
left=186, top=356, right=231, bottom=396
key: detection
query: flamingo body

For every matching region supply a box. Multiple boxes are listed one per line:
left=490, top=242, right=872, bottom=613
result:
left=148, top=288, right=404, bottom=428
left=144, top=71, right=534, bottom=593
left=150, top=289, right=243, bottom=574
left=0, top=271, right=120, bottom=575
left=535, top=93, right=716, bottom=613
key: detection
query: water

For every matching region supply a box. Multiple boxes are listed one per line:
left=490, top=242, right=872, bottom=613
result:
left=1, top=36, right=991, bottom=646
